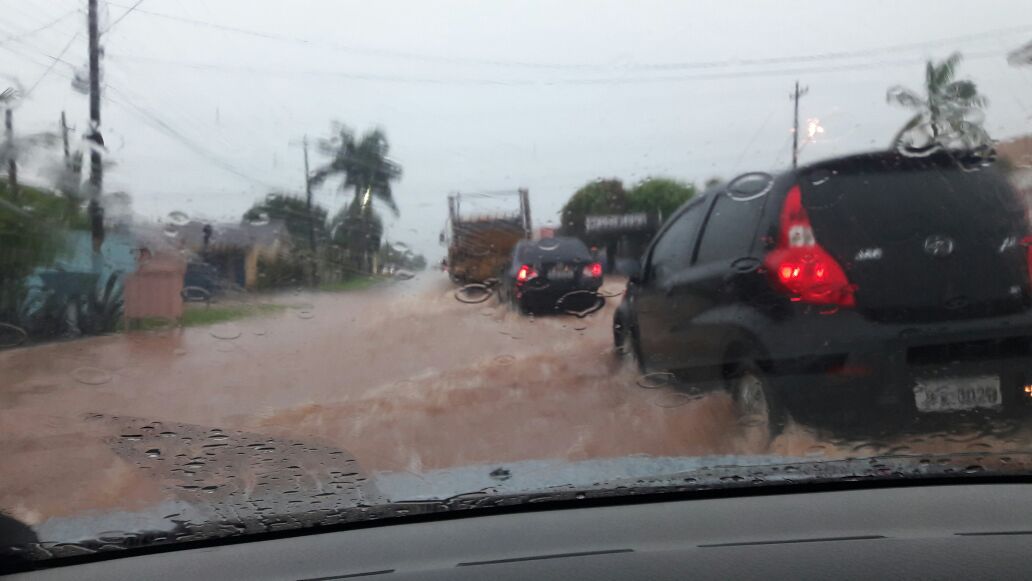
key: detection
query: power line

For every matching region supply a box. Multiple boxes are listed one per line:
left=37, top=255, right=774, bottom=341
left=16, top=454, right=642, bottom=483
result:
left=103, top=0, right=147, bottom=34
left=101, top=0, right=1032, bottom=72
left=25, top=32, right=80, bottom=96
left=103, top=86, right=285, bottom=190
left=107, top=48, right=1009, bottom=87
left=0, top=9, right=78, bottom=47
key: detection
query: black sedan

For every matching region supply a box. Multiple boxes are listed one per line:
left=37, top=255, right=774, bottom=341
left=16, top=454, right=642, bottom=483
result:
left=498, top=237, right=603, bottom=314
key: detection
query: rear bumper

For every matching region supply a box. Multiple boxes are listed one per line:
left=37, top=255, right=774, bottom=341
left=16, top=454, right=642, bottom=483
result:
left=753, top=306, right=1032, bottom=414
left=516, top=280, right=603, bottom=311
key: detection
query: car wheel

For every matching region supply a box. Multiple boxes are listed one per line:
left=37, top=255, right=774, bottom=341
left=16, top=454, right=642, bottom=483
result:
left=727, top=361, right=787, bottom=445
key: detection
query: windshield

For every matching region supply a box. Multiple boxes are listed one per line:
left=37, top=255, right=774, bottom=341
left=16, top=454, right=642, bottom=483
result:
left=3, top=0, right=1032, bottom=568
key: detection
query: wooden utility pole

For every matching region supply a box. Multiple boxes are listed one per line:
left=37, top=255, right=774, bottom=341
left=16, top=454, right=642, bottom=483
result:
left=60, top=111, right=70, bottom=163
left=87, top=0, right=105, bottom=253
left=302, top=135, right=319, bottom=283
left=303, top=135, right=317, bottom=254
left=4, top=107, right=16, bottom=199
left=791, top=81, right=809, bottom=169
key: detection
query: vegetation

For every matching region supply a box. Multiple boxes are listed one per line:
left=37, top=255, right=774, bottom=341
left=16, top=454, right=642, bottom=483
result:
left=244, top=193, right=329, bottom=249
left=560, top=177, right=696, bottom=237
left=626, top=178, right=697, bottom=222
left=0, top=181, right=92, bottom=339
left=887, top=52, right=990, bottom=150
left=318, top=276, right=381, bottom=293
left=310, top=124, right=403, bottom=272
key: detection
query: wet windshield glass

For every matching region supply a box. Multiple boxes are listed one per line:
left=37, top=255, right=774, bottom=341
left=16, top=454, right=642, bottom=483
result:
left=3, top=0, right=1032, bottom=566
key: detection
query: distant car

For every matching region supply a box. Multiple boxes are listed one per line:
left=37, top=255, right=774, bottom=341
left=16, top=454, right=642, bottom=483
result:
left=499, top=237, right=603, bottom=314
left=614, top=150, right=1032, bottom=436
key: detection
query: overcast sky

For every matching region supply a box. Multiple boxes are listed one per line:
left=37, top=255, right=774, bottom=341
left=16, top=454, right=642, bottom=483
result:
left=3, top=0, right=1032, bottom=256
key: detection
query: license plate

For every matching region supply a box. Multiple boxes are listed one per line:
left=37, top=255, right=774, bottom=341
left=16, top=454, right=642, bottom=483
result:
left=913, top=375, right=1002, bottom=413
left=548, top=268, right=574, bottom=280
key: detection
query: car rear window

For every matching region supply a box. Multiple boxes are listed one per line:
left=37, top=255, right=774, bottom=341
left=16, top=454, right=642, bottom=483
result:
left=516, top=238, right=592, bottom=263
left=800, top=156, right=1026, bottom=248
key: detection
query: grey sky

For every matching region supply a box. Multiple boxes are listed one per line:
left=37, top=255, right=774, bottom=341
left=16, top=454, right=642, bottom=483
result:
left=3, top=0, right=1032, bottom=257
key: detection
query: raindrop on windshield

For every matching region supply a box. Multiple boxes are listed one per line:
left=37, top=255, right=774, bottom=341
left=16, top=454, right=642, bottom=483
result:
left=145, top=448, right=161, bottom=458
left=489, top=467, right=512, bottom=481
left=556, top=290, right=604, bottom=317
left=726, top=172, right=774, bottom=201
left=637, top=372, right=676, bottom=389
left=167, top=211, right=189, bottom=226
left=247, top=212, right=270, bottom=226
left=72, top=367, right=112, bottom=385
left=0, top=322, right=28, bottom=348
left=455, top=284, right=493, bottom=304
left=808, top=168, right=833, bottom=186
left=162, top=224, right=179, bottom=238
left=209, top=324, right=242, bottom=340
left=493, top=354, right=516, bottom=366
left=651, top=392, right=701, bottom=408
left=537, top=239, right=561, bottom=251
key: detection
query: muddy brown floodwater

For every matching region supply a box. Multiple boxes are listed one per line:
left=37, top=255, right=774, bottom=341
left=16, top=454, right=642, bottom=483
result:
left=2, top=273, right=1029, bottom=527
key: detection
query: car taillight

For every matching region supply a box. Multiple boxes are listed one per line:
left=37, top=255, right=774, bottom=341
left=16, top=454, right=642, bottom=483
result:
left=516, top=264, right=536, bottom=283
left=763, top=185, right=856, bottom=307
left=583, top=262, right=603, bottom=278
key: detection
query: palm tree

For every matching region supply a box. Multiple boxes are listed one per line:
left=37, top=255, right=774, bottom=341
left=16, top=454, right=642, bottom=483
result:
left=310, top=125, right=402, bottom=272
left=887, top=52, right=989, bottom=150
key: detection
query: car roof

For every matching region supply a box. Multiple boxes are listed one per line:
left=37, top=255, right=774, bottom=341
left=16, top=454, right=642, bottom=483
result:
left=515, top=237, right=592, bottom=262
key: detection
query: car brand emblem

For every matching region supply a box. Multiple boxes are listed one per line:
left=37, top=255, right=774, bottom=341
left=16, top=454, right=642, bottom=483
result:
left=923, top=235, right=955, bottom=257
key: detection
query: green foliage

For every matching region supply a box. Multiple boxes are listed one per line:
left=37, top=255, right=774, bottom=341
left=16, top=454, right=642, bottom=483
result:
left=559, top=179, right=627, bottom=235
left=378, top=241, right=427, bottom=272
left=626, top=178, right=697, bottom=221
left=311, top=124, right=403, bottom=272
left=255, top=252, right=306, bottom=290
left=244, top=193, right=328, bottom=248
left=318, top=276, right=381, bottom=293
left=560, top=177, right=696, bottom=236
left=0, top=181, right=85, bottom=327
left=887, top=52, right=990, bottom=148
left=22, top=271, right=124, bottom=339
left=182, top=303, right=285, bottom=326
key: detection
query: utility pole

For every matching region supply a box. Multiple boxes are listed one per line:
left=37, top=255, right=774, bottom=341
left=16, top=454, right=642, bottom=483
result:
left=303, top=135, right=316, bottom=254
left=302, top=135, right=319, bottom=284
left=60, top=111, right=70, bottom=163
left=4, top=107, right=16, bottom=199
left=87, top=0, right=105, bottom=253
left=791, top=80, right=809, bottom=169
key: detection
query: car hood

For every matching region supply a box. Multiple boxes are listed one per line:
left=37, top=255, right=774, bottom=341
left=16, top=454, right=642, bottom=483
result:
left=5, top=415, right=1032, bottom=568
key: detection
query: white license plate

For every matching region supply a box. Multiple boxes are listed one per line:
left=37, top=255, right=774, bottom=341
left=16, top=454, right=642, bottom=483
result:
left=913, top=375, right=1002, bottom=413
left=549, top=269, right=574, bottom=280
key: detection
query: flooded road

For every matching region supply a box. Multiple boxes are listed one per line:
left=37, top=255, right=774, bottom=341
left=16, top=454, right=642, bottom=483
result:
left=2, top=273, right=1030, bottom=532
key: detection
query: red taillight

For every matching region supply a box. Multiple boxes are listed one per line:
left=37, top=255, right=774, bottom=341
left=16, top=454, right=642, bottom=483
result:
left=583, top=262, right=603, bottom=278
left=516, top=264, right=536, bottom=283
left=764, top=185, right=856, bottom=307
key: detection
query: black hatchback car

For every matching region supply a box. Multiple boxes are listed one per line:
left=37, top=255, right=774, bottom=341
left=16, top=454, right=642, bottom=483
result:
left=614, top=150, right=1032, bottom=436
left=499, top=237, right=603, bottom=314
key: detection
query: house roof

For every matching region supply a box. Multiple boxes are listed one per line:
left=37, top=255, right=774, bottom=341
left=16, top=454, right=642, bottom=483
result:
left=175, top=219, right=291, bottom=251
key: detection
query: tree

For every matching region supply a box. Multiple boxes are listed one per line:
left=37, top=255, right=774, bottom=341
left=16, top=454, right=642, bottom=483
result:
left=244, top=193, right=328, bottom=247
left=310, top=124, right=403, bottom=272
left=887, top=52, right=990, bottom=150
left=559, top=178, right=627, bottom=237
left=626, top=177, right=696, bottom=222
left=329, top=202, right=383, bottom=274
